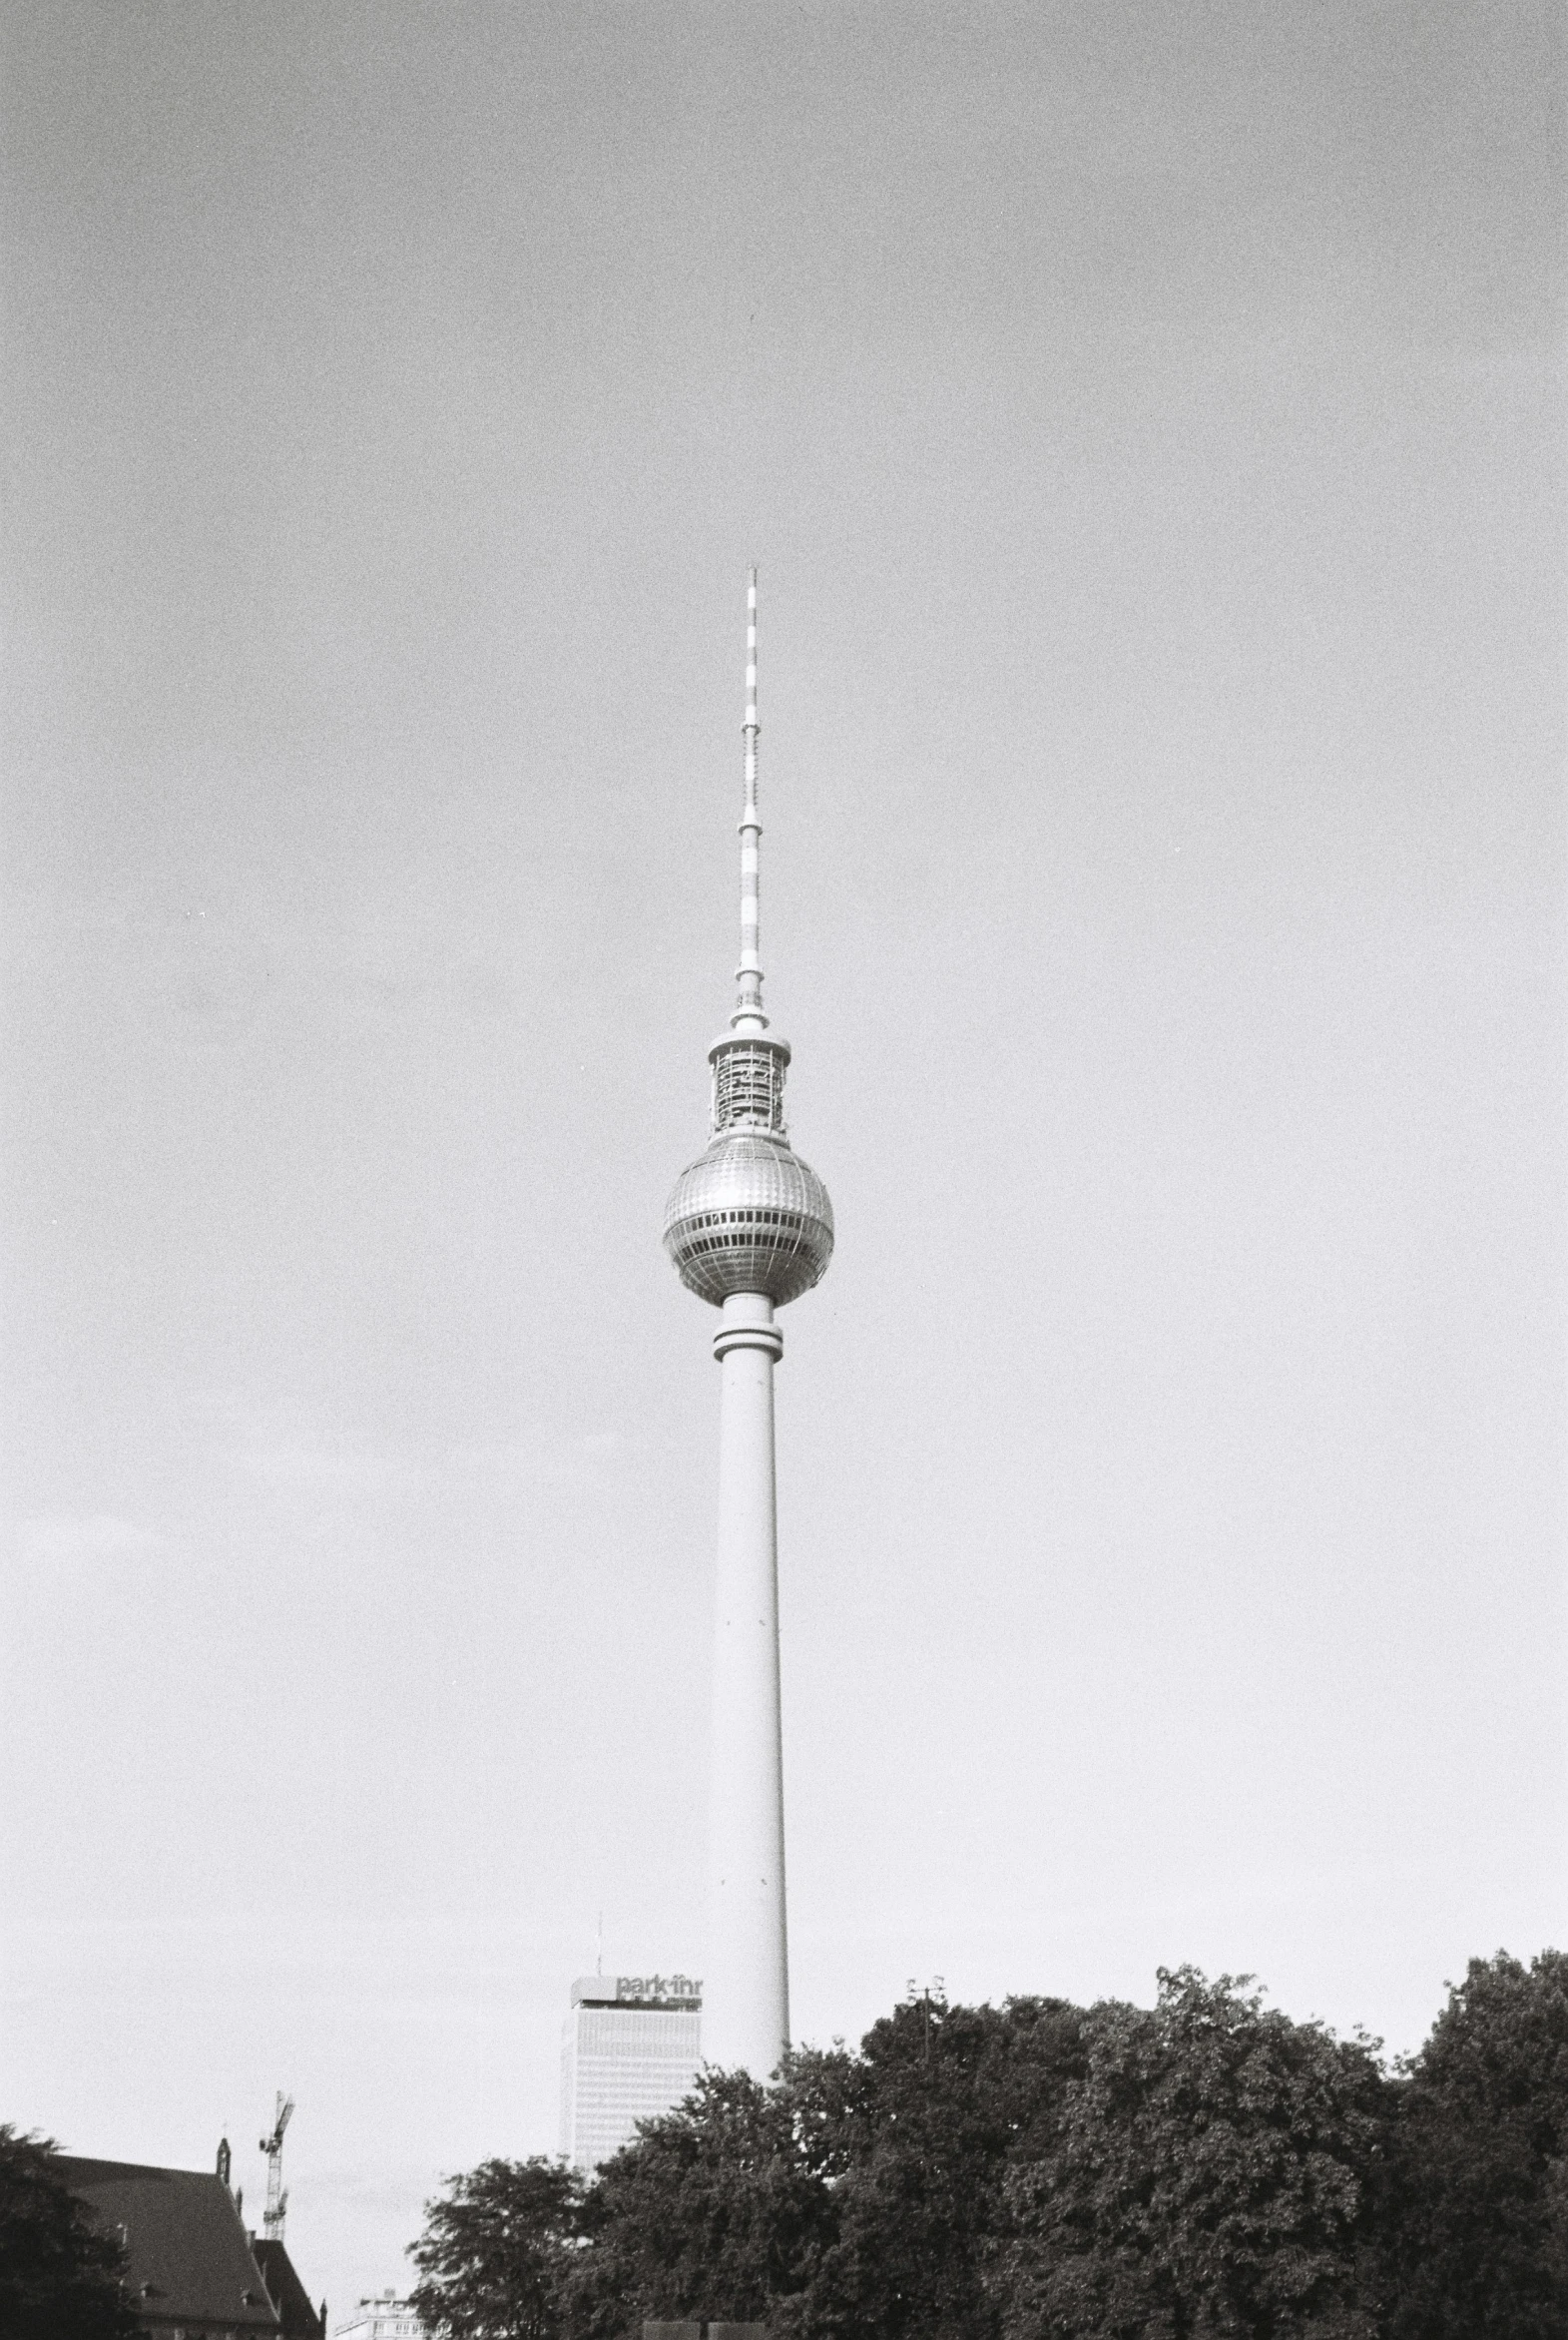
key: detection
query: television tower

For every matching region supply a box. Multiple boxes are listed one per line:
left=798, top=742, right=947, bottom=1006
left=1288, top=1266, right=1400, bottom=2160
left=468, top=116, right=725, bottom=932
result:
left=663, top=571, right=833, bottom=2078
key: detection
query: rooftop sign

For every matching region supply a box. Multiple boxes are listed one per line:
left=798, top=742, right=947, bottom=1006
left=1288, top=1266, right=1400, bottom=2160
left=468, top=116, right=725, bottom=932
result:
left=572, top=1973, right=703, bottom=2011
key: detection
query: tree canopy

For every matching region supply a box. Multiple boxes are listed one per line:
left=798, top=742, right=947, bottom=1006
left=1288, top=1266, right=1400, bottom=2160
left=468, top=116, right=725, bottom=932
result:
left=563, top=2066, right=833, bottom=2340
left=993, top=1968, right=1386, bottom=2340
left=779, top=1992, right=1086, bottom=2340
left=409, top=2155, right=586, bottom=2340
left=1377, top=1950, right=1568, bottom=2340
left=406, top=1954, right=1568, bottom=2340
left=0, top=2127, right=138, bottom=2340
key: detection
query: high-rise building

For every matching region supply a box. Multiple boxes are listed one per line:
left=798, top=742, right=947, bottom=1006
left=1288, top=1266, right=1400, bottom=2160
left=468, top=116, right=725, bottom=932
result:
left=559, top=1973, right=704, bottom=2171
left=662, top=574, right=834, bottom=2078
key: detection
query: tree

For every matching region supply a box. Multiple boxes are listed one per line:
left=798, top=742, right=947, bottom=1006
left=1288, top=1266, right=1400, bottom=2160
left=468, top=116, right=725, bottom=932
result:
left=409, top=2156, right=587, bottom=2340
left=0, top=2126, right=138, bottom=2340
left=992, top=1969, right=1389, bottom=2339
left=778, top=1992, right=1087, bottom=2340
left=561, top=2067, right=834, bottom=2340
left=554, top=1999, right=1086, bottom=2340
left=1378, top=1949, right=1568, bottom=2340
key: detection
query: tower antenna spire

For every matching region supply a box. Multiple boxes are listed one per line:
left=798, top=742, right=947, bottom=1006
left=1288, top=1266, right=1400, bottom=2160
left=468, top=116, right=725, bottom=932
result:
left=735, top=566, right=765, bottom=1030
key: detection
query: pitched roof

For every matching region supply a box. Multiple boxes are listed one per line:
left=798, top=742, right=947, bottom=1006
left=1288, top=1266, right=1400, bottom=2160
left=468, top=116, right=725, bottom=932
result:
left=54, top=2156, right=280, bottom=2332
left=251, top=2238, right=324, bottom=2339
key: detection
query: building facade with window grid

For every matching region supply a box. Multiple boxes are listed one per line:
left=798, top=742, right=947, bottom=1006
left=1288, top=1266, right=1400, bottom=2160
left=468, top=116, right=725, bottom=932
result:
left=559, top=1976, right=702, bottom=2172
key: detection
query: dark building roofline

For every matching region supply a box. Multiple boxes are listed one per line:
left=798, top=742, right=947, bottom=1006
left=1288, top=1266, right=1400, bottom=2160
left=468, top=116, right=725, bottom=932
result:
left=54, top=2154, right=283, bottom=2333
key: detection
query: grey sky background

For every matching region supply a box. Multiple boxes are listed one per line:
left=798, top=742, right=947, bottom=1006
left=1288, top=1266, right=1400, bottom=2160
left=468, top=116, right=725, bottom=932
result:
left=3, top=0, right=1562, bottom=2316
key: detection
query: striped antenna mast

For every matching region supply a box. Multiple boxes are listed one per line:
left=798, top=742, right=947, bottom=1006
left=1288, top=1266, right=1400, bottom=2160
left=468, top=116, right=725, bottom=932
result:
left=661, top=564, right=835, bottom=2082
left=734, top=567, right=766, bottom=1029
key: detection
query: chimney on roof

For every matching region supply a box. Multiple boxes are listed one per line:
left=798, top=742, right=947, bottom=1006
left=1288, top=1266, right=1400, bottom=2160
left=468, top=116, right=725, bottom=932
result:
left=217, top=2137, right=232, bottom=2188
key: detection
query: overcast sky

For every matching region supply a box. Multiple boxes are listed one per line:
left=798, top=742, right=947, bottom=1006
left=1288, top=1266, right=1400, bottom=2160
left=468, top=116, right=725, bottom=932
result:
left=2, top=0, right=1562, bottom=2319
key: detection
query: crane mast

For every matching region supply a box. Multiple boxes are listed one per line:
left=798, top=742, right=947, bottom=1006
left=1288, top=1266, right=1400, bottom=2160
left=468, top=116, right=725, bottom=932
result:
left=259, top=2091, right=294, bottom=2240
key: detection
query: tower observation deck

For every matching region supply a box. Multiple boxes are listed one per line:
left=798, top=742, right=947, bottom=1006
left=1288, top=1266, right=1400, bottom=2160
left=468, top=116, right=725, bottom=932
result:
left=662, top=570, right=832, bottom=2076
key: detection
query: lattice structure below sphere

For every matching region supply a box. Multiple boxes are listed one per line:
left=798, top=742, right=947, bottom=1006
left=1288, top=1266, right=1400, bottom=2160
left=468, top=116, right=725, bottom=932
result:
left=663, top=1132, right=834, bottom=1307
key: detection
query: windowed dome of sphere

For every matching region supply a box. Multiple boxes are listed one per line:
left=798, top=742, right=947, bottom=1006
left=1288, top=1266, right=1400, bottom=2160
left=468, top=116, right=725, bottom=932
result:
left=663, top=1132, right=834, bottom=1308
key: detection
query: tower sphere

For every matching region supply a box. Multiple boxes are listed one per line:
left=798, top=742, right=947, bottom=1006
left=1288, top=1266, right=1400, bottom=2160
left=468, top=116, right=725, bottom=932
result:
left=663, top=1128, right=833, bottom=1308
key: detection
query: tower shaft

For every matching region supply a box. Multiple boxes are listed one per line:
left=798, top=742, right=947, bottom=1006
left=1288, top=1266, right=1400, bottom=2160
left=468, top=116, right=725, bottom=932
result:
left=706, top=1293, right=788, bottom=2074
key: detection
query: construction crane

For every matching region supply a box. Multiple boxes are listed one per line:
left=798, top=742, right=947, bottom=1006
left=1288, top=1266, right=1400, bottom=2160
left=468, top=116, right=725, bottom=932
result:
left=259, top=2092, right=294, bottom=2240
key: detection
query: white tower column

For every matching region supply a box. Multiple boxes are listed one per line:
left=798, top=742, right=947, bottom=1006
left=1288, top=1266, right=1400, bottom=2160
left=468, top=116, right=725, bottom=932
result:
left=706, top=1291, right=788, bottom=2076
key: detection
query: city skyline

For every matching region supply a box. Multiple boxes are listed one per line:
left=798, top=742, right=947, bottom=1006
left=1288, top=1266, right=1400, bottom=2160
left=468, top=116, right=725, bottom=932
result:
left=2, top=0, right=1560, bottom=2321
